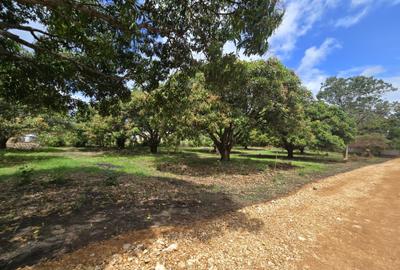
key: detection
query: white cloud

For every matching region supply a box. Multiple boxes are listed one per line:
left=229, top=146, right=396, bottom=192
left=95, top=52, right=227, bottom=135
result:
left=361, top=66, right=386, bottom=76
left=338, top=65, right=386, bottom=77
left=351, top=0, right=400, bottom=7
left=296, top=38, right=341, bottom=94
left=337, top=0, right=400, bottom=28
left=335, top=8, right=369, bottom=28
left=297, top=38, right=341, bottom=75
left=351, top=0, right=373, bottom=7
left=269, top=0, right=339, bottom=57
left=382, top=76, right=400, bottom=101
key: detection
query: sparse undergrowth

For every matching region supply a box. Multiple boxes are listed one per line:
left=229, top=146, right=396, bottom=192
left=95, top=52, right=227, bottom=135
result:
left=0, top=147, right=388, bottom=269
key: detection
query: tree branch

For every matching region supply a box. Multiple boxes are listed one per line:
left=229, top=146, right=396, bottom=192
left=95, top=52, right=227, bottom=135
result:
left=1, top=30, right=124, bottom=83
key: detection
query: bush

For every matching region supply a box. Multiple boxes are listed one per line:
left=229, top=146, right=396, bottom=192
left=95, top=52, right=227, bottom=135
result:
left=38, top=133, right=66, bottom=147
left=249, top=129, right=273, bottom=147
left=350, top=133, right=389, bottom=156
left=182, top=135, right=214, bottom=147
left=67, top=129, right=89, bottom=147
left=104, top=173, right=119, bottom=186
left=16, top=165, right=34, bottom=186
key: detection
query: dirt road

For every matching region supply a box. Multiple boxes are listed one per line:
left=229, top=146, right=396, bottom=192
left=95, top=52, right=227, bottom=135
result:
left=23, top=159, right=400, bottom=270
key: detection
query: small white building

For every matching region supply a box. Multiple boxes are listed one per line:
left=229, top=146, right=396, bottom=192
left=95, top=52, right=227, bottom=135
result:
left=22, top=134, right=37, bottom=143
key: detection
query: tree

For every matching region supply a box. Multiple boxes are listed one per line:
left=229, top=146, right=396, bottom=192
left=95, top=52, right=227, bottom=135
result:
left=1, top=0, right=284, bottom=109
left=317, top=76, right=397, bottom=134
left=0, top=99, right=25, bottom=148
left=191, top=57, right=269, bottom=161
left=85, top=113, right=112, bottom=147
left=0, top=98, right=50, bottom=148
left=254, top=59, right=314, bottom=158
left=350, top=133, right=390, bottom=156
left=192, top=57, right=300, bottom=160
left=0, top=98, right=41, bottom=148
left=126, top=73, right=196, bottom=153
left=387, top=102, right=400, bottom=150
left=306, top=101, right=356, bottom=152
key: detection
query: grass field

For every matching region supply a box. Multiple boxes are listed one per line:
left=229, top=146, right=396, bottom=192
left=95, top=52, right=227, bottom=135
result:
left=0, top=146, right=388, bottom=269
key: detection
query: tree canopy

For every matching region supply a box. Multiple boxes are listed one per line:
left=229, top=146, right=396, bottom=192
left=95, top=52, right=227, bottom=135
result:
left=257, top=59, right=313, bottom=158
left=1, top=0, right=284, bottom=109
left=317, top=76, right=397, bottom=134
left=306, top=101, right=355, bottom=152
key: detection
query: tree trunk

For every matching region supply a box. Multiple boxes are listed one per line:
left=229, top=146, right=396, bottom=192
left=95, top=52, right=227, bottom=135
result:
left=244, top=145, right=248, bottom=150
left=211, top=144, right=217, bottom=153
left=218, top=145, right=231, bottom=161
left=150, top=142, right=158, bottom=154
left=299, top=147, right=305, bottom=155
left=286, top=147, right=294, bottom=159
left=0, top=137, right=8, bottom=149
left=116, top=136, right=126, bottom=149
left=209, top=124, right=234, bottom=161
left=343, top=145, right=349, bottom=161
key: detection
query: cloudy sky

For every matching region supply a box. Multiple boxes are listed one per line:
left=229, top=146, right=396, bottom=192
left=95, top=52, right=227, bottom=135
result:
left=226, top=0, right=400, bottom=100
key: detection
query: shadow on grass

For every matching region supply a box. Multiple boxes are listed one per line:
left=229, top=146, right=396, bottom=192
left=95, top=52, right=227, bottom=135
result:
left=0, top=165, right=262, bottom=270
left=152, top=151, right=292, bottom=177
left=240, top=153, right=344, bottom=163
left=184, top=147, right=243, bottom=155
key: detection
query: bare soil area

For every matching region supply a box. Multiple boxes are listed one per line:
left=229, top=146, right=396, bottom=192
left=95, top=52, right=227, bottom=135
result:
left=18, top=158, right=400, bottom=270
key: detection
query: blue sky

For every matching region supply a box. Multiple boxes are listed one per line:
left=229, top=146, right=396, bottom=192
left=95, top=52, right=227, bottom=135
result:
left=225, top=0, right=400, bottom=100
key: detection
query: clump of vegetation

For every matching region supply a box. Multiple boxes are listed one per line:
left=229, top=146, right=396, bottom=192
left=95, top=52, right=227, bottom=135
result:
left=104, top=172, right=119, bottom=187
left=47, top=174, right=69, bottom=186
left=16, top=165, right=34, bottom=186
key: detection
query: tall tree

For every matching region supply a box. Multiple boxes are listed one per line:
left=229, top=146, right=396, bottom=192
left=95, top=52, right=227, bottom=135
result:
left=194, top=55, right=248, bottom=161
left=317, top=76, right=397, bottom=134
left=257, top=59, right=313, bottom=158
left=193, top=58, right=296, bottom=161
left=1, top=0, right=284, bottom=108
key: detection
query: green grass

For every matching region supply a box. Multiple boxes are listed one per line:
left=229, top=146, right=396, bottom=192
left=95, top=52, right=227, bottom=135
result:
left=0, top=146, right=386, bottom=203
left=0, top=146, right=381, bottom=182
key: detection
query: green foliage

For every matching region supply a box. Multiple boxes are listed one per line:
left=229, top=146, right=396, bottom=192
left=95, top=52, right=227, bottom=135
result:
left=249, top=129, right=273, bottom=147
left=306, top=101, right=356, bottom=151
left=38, top=133, right=66, bottom=147
left=387, top=103, right=400, bottom=150
left=125, top=73, right=198, bottom=153
left=257, top=59, right=314, bottom=158
left=67, top=125, right=89, bottom=147
left=1, top=0, right=283, bottom=109
left=192, top=57, right=293, bottom=160
left=350, top=133, right=390, bottom=156
left=104, top=173, right=119, bottom=187
left=317, top=76, right=397, bottom=134
left=17, top=165, right=34, bottom=186
left=0, top=98, right=42, bottom=148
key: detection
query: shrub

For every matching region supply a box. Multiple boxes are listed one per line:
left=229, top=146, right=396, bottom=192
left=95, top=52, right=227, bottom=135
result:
left=67, top=129, right=89, bottom=147
left=104, top=173, right=119, bottom=186
left=17, top=165, right=34, bottom=186
left=350, top=133, right=389, bottom=156
left=38, top=133, right=66, bottom=147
